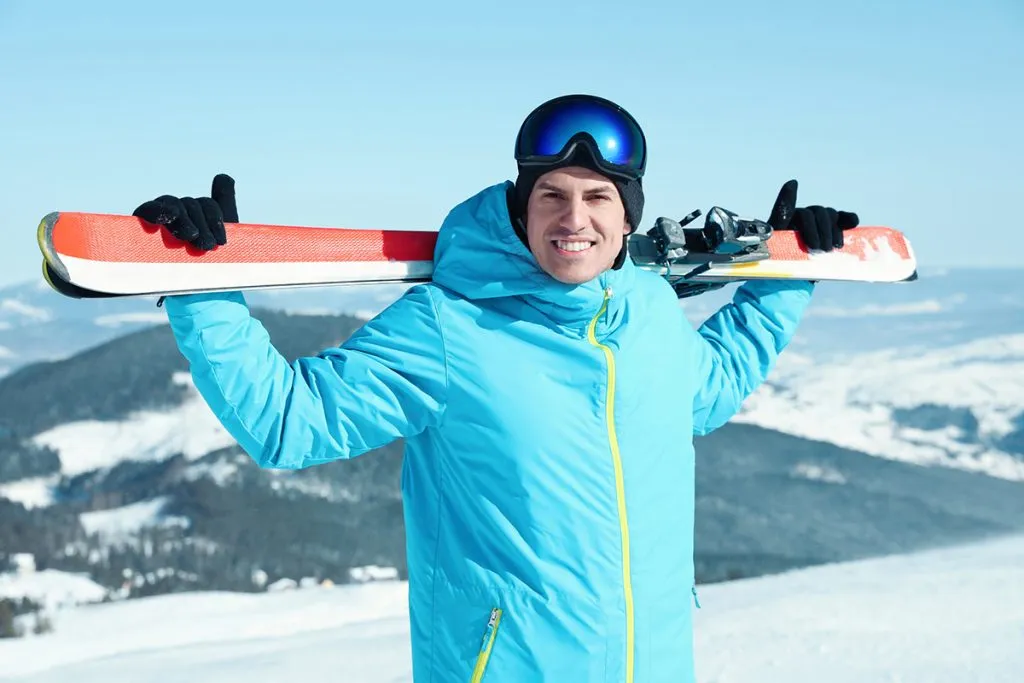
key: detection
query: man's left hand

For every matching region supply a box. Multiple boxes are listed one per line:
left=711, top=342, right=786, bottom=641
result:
left=767, top=179, right=859, bottom=251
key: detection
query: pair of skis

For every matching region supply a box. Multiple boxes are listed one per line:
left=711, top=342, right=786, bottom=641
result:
left=37, top=206, right=917, bottom=300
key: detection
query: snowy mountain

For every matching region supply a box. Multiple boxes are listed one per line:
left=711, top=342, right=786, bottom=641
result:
left=0, top=310, right=409, bottom=600
left=2, top=265, right=1019, bottom=374
left=1, top=301, right=1024, bottom=609
left=682, top=266, right=1024, bottom=482
left=2, top=533, right=1021, bottom=682
left=0, top=266, right=1021, bottom=612
left=732, top=334, right=1024, bottom=481
left=683, top=266, right=1024, bottom=354
left=0, top=278, right=407, bottom=377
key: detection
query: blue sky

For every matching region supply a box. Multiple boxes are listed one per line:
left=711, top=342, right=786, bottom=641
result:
left=1, top=0, right=1021, bottom=288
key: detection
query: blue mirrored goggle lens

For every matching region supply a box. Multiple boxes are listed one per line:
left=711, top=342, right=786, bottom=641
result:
left=516, top=98, right=645, bottom=171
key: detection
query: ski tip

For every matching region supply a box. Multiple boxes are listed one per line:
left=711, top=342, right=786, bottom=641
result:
left=36, top=211, right=59, bottom=251
left=37, top=211, right=69, bottom=280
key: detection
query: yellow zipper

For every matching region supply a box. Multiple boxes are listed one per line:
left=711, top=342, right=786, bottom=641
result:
left=470, top=607, right=503, bottom=682
left=587, top=286, right=634, bottom=683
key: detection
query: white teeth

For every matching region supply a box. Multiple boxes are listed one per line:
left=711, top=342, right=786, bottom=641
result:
left=556, top=240, right=593, bottom=252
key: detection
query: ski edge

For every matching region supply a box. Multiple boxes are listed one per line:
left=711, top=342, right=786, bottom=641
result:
left=40, top=259, right=433, bottom=299
left=687, top=262, right=919, bottom=284
left=39, top=260, right=919, bottom=300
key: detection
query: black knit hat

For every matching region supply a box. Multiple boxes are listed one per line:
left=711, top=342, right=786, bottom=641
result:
left=509, top=143, right=644, bottom=269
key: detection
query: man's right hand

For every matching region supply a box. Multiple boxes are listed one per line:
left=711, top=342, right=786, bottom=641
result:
left=132, top=173, right=237, bottom=251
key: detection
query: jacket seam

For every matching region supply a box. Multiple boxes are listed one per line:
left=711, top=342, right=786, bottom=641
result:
left=423, top=284, right=449, bottom=683
left=424, top=285, right=452, bottom=430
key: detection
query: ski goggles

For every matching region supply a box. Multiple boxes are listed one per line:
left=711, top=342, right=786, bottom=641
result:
left=514, top=94, right=647, bottom=181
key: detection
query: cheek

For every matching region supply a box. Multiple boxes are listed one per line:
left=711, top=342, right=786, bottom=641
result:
left=599, top=205, right=628, bottom=232
left=596, top=212, right=628, bottom=243
left=604, top=230, right=624, bottom=249
left=525, top=208, right=552, bottom=242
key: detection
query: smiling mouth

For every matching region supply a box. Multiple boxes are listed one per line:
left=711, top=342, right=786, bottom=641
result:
left=553, top=239, right=595, bottom=253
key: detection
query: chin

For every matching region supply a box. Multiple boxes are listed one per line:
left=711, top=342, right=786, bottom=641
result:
left=530, top=239, right=618, bottom=285
left=543, top=261, right=606, bottom=285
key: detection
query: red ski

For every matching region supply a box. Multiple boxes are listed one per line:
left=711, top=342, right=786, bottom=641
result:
left=37, top=211, right=917, bottom=299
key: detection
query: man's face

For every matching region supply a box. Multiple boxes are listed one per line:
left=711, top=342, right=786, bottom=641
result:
left=524, top=166, right=631, bottom=285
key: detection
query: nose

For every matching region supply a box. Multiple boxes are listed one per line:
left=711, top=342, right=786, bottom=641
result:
left=561, top=195, right=590, bottom=232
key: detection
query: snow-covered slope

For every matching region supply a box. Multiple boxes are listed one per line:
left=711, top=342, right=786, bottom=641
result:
left=19, top=330, right=1022, bottom=508
left=692, top=533, right=1024, bottom=683
left=0, top=569, right=107, bottom=611
left=1, top=534, right=1021, bottom=683
left=0, top=476, right=58, bottom=509
left=2, top=269, right=1022, bottom=630
left=29, top=372, right=234, bottom=479
left=735, top=333, right=1024, bottom=480
left=2, top=371, right=236, bottom=510
left=78, top=496, right=190, bottom=544
left=675, top=268, right=1024, bottom=482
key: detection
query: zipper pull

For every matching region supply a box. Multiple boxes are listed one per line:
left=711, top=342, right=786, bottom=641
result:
left=480, top=607, right=501, bottom=652
left=603, top=286, right=613, bottom=325
left=692, top=585, right=701, bottom=609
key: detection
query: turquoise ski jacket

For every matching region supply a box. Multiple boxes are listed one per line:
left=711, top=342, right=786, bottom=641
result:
left=164, top=181, right=813, bottom=682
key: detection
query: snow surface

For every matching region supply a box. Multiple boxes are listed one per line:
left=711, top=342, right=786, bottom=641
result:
left=0, top=535, right=1021, bottom=682
left=179, top=457, right=242, bottom=487
left=693, top=533, right=1024, bottom=683
left=30, top=373, right=235, bottom=477
left=78, top=496, right=190, bottom=544
left=736, top=333, right=1024, bottom=480
left=0, top=475, right=57, bottom=509
left=0, top=570, right=107, bottom=611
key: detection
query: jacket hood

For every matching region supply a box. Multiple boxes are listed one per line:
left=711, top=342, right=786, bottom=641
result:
left=431, top=181, right=637, bottom=328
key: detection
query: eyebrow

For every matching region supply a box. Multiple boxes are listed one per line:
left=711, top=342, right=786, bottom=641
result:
left=536, top=181, right=615, bottom=195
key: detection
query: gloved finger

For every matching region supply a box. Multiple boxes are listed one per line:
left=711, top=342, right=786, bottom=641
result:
left=211, top=173, right=238, bottom=223
left=198, top=197, right=227, bottom=246
left=837, top=210, right=859, bottom=230
left=767, top=179, right=798, bottom=230
left=794, top=207, right=821, bottom=251
left=181, top=196, right=217, bottom=250
left=133, top=196, right=200, bottom=243
left=824, top=206, right=843, bottom=249
left=811, top=205, right=832, bottom=251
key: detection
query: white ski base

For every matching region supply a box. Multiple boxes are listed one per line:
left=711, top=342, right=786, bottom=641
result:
left=52, top=242, right=917, bottom=297
left=58, top=255, right=435, bottom=295
left=690, top=246, right=918, bottom=283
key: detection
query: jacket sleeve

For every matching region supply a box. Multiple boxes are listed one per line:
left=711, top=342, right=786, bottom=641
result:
left=162, top=285, right=448, bottom=469
left=690, top=279, right=813, bottom=435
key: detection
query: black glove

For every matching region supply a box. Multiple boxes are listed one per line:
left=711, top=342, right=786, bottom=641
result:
left=132, top=173, right=237, bottom=251
left=767, top=179, right=858, bottom=251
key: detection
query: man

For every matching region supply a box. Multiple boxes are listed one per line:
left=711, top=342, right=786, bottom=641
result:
left=134, top=94, right=856, bottom=682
